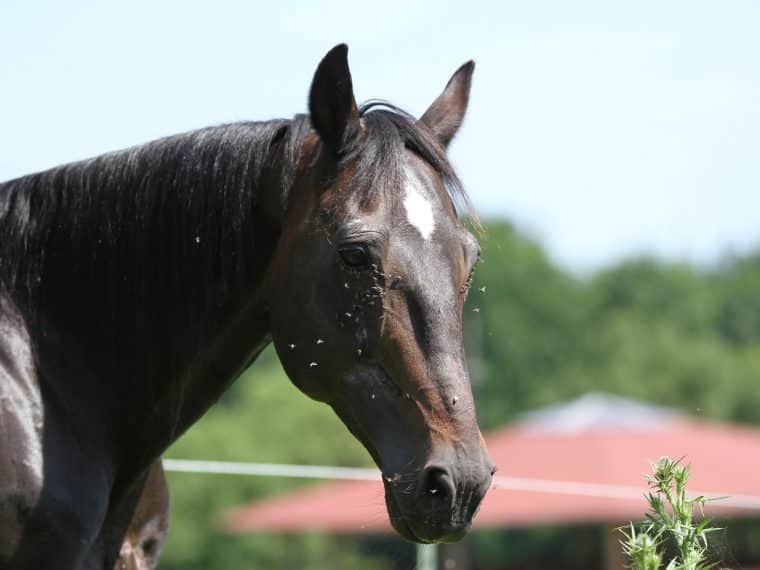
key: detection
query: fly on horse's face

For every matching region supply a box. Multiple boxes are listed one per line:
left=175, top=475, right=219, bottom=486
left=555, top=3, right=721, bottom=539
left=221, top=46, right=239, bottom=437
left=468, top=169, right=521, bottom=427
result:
left=268, top=46, right=494, bottom=543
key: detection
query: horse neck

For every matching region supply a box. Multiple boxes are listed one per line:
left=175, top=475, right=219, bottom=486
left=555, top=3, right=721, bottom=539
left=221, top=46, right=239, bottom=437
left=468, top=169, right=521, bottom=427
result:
left=3, top=121, right=298, bottom=454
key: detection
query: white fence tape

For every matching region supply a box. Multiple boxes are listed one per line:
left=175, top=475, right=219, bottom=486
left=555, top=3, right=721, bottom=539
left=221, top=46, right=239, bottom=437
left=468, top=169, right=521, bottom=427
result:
left=163, top=459, right=760, bottom=511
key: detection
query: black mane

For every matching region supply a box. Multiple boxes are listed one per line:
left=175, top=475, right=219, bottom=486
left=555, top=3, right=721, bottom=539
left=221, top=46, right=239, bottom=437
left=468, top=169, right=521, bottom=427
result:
left=0, top=119, right=291, bottom=296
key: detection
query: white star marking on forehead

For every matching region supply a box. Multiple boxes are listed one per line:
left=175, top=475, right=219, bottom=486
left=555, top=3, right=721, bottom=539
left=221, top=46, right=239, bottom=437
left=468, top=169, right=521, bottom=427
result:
left=403, top=172, right=435, bottom=240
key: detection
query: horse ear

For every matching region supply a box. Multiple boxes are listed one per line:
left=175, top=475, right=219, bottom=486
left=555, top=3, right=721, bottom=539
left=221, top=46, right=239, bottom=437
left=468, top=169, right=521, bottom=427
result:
left=419, top=61, right=475, bottom=148
left=308, top=44, right=361, bottom=156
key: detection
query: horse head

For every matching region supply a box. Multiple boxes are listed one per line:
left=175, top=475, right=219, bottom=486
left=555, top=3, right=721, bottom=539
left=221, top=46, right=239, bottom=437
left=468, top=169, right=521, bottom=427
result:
left=267, top=45, right=494, bottom=543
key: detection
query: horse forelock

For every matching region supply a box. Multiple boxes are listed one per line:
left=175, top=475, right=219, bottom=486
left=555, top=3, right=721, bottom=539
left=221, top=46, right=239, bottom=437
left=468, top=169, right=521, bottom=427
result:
left=298, top=102, right=477, bottom=232
left=354, top=102, right=476, bottom=224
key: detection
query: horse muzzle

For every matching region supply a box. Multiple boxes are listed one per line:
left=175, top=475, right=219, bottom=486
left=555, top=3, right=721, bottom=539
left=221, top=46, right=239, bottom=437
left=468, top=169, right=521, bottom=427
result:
left=383, top=455, right=495, bottom=543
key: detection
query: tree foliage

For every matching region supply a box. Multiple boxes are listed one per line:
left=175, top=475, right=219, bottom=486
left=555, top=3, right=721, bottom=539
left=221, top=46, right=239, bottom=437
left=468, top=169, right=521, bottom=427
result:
left=467, top=221, right=760, bottom=430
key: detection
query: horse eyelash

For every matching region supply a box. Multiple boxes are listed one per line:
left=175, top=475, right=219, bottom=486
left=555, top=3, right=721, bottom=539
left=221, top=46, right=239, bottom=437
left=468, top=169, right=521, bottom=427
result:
left=460, top=266, right=476, bottom=297
left=460, top=253, right=482, bottom=298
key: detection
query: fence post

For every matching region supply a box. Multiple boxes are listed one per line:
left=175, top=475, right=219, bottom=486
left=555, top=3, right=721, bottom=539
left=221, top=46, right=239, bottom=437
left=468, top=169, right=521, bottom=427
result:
left=417, top=543, right=438, bottom=570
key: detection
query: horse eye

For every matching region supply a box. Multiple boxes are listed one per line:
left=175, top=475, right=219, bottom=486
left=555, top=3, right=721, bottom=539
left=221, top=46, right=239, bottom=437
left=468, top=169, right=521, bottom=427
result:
left=338, top=245, right=370, bottom=268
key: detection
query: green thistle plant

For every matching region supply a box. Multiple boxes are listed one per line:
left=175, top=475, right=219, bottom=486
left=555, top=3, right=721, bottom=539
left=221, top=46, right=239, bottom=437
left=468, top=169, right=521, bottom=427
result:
left=620, top=457, right=730, bottom=570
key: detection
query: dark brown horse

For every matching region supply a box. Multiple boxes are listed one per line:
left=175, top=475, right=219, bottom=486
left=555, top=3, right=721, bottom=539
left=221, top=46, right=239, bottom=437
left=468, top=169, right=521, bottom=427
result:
left=0, top=44, right=494, bottom=568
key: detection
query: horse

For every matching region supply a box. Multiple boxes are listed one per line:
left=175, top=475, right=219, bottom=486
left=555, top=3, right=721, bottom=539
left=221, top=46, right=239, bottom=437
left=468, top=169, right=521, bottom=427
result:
left=113, top=461, right=169, bottom=570
left=0, top=44, right=494, bottom=568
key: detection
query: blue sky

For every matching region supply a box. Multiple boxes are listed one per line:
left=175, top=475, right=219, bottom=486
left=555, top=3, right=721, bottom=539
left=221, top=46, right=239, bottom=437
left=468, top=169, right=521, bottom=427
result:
left=2, top=1, right=758, bottom=270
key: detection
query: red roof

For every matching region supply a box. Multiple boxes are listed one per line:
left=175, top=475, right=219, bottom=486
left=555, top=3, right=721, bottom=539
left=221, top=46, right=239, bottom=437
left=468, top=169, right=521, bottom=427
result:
left=223, top=394, right=760, bottom=535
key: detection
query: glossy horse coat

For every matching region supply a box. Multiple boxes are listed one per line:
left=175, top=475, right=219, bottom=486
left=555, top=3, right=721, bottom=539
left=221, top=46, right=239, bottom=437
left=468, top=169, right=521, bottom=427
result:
left=0, top=45, right=493, bottom=567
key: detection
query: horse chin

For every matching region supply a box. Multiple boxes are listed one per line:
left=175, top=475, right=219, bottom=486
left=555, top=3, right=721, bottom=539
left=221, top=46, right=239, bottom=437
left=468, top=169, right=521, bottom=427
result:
left=384, top=486, right=428, bottom=543
left=384, top=481, right=473, bottom=544
left=383, top=483, right=468, bottom=544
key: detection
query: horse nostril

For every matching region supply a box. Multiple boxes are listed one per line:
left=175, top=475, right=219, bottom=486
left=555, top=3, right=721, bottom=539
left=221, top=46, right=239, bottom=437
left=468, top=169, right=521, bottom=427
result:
left=422, top=467, right=455, bottom=510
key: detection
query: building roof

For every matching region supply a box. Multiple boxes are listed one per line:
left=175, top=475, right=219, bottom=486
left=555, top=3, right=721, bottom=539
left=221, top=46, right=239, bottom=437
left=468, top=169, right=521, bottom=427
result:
left=514, top=392, right=682, bottom=433
left=223, top=394, right=760, bottom=535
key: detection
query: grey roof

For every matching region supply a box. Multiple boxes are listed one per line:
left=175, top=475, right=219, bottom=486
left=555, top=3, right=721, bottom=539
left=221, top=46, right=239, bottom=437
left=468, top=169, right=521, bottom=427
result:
left=516, top=392, right=683, bottom=435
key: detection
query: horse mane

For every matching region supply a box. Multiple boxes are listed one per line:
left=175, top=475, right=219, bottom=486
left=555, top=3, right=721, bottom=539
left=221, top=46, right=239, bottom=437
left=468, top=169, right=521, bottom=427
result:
left=0, top=103, right=473, bottom=336
left=0, top=119, right=295, bottom=296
